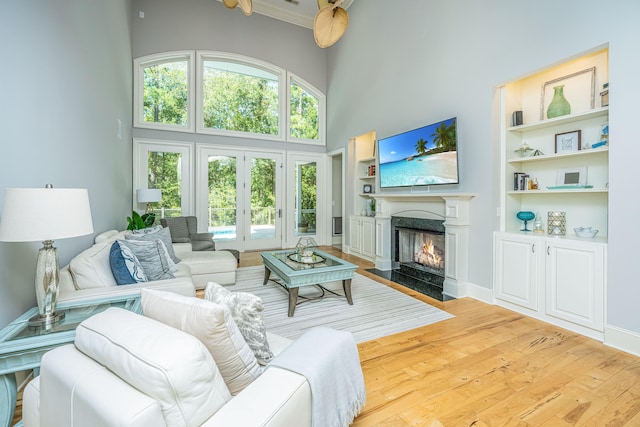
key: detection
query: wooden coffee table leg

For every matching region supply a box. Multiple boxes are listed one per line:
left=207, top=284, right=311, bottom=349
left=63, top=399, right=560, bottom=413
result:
left=263, top=266, right=271, bottom=285
left=343, top=279, right=353, bottom=305
left=288, top=287, right=299, bottom=317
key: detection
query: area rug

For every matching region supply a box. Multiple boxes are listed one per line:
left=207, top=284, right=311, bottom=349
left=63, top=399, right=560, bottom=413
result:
left=226, top=266, right=454, bottom=343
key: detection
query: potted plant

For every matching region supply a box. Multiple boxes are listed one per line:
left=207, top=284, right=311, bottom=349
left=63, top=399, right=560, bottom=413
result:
left=126, top=210, right=156, bottom=230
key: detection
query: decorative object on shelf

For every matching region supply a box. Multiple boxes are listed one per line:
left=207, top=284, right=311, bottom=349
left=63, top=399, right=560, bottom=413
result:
left=514, top=142, right=534, bottom=157
left=511, top=110, right=523, bottom=126
left=600, top=82, right=609, bottom=107
left=363, top=184, right=372, bottom=194
left=547, top=85, right=571, bottom=119
left=540, top=67, right=596, bottom=120
left=548, top=211, right=566, bottom=236
left=555, top=166, right=587, bottom=187
left=369, top=199, right=376, bottom=217
left=574, top=227, right=599, bottom=238
left=0, top=185, right=94, bottom=326
left=516, top=211, right=536, bottom=232
left=593, top=122, right=609, bottom=149
left=533, top=212, right=545, bottom=234
left=532, top=149, right=544, bottom=156
left=294, top=237, right=320, bottom=263
left=555, top=130, right=581, bottom=153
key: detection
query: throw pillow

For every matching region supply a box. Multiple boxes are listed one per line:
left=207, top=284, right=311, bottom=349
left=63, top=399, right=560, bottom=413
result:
left=125, top=226, right=181, bottom=264
left=75, top=307, right=231, bottom=427
left=118, top=239, right=175, bottom=281
left=205, top=282, right=274, bottom=365
left=130, top=224, right=163, bottom=235
left=141, top=289, right=262, bottom=395
left=109, top=241, right=148, bottom=285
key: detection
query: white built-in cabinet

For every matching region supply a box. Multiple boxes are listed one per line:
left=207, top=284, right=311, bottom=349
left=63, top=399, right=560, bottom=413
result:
left=494, top=233, right=605, bottom=339
left=349, top=216, right=375, bottom=261
left=494, top=48, right=609, bottom=341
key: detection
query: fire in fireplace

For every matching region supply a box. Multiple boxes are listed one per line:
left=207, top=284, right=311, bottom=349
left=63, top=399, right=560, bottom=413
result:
left=389, top=215, right=448, bottom=301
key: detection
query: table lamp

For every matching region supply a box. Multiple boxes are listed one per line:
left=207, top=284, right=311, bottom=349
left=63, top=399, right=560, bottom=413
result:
left=0, top=185, right=93, bottom=326
left=137, top=188, right=162, bottom=213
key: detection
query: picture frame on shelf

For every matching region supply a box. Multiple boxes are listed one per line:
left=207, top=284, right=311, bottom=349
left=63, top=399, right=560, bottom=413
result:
left=540, top=67, right=596, bottom=120
left=363, top=184, right=373, bottom=194
left=556, top=166, right=587, bottom=187
left=555, top=130, right=581, bottom=153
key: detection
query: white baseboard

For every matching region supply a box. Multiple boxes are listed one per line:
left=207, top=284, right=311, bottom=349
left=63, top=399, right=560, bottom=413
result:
left=605, top=325, right=640, bottom=357
left=465, top=281, right=493, bottom=303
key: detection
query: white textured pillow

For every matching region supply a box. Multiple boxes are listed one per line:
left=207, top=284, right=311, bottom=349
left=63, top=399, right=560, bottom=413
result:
left=74, top=307, right=231, bottom=427
left=141, top=288, right=262, bottom=395
left=205, top=282, right=274, bottom=365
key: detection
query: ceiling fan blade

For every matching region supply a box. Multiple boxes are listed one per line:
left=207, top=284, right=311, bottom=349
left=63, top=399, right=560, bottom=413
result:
left=313, top=5, right=348, bottom=48
left=237, top=0, right=253, bottom=15
left=223, top=0, right=238, bottom=9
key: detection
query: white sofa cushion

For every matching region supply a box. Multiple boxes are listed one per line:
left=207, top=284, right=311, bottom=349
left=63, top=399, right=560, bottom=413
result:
left=74, top=307, right=231, bottom=427
left=69, top=230, right=129, bottom=289
left=141, top=288, right=262, bottom=395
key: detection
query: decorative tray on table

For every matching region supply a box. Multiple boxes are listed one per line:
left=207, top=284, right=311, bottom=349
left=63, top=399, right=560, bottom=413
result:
left=288, top=252, right=325, bottom=265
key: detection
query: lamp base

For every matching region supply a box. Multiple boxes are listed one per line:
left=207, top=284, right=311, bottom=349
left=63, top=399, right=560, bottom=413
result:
left=28, top=311, right=65, bottom=327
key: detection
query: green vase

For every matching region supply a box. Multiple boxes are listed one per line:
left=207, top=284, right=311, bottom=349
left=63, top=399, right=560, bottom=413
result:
left=547, top=85, right=571, bottom=119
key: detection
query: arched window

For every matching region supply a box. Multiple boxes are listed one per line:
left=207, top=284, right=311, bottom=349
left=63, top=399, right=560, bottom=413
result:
left=134, top=51, right=325, bottom=145
left=133, top=51, right=195, bottom=132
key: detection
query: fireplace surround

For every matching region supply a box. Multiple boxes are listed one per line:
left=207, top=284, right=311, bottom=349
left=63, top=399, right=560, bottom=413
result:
left=363, top=193, right=474, bottom=300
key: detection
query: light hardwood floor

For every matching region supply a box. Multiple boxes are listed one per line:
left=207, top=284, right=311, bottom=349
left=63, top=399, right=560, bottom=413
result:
left=15, top=247, right=640, bottom=426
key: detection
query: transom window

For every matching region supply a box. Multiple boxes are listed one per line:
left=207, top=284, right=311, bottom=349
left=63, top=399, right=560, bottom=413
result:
left=134, top=51, right=324, bottom=145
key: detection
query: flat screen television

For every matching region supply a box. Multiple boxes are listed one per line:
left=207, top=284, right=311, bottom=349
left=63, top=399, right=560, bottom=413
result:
left=377, top=117, right=458, bottom=188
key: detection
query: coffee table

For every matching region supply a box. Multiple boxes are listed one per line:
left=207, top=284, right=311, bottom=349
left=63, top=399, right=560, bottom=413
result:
left=260, top=249, right=358, bottom=317
left=0, top=294, right=142, bottom=427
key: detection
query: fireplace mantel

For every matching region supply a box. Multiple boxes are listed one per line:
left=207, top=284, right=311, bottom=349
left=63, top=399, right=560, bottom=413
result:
left=371, top=192, right=475, bottom=299
left=370, top=192, right=475, bottom=202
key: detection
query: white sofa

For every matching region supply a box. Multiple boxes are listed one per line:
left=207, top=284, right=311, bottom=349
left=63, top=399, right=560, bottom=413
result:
left=57, top=229, right=238, bottom=304
left=22, top=307, right=313, bottom=427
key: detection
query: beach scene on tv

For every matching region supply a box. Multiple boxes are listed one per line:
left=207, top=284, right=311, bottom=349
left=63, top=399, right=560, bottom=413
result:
left=378, top=117, right=458, bottom=188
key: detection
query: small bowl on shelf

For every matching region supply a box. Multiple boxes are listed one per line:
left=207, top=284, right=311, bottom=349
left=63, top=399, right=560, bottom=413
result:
left=574, top=227, right=599, bottom=238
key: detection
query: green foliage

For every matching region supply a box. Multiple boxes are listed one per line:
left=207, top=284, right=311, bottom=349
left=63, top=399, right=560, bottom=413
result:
left=290, top=84, right=319, bottom=140
left=148, top=151, right=181, bottom=215
left=126, top=211, right=156, bottom=230
left=143, top=62, right=189, bottom=126
left=430, top=120, right=457, bottom=154
left=202, top=66, right=279, bottom=135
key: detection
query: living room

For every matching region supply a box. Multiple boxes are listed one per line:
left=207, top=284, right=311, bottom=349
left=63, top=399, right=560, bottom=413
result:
left=1, top=0, right=640, bottom=424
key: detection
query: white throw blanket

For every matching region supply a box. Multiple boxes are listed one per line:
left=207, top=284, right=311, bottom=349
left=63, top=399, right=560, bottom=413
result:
left=267, top=326, right=366, bottom=427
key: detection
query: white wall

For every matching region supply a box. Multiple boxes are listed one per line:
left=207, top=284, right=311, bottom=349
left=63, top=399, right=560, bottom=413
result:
left=0, top=0, right=134, bottom=327
left=326, top=1, right=640, bottom=338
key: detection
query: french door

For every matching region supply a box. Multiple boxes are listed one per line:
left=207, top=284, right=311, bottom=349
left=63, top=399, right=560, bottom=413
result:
left=197, top=146, right=283, bottom=251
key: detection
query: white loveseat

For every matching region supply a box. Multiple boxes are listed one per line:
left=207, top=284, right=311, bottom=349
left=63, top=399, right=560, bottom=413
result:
left=57, top=229, right=238, bottom=304
left=22, top=306, right=313, bottom=427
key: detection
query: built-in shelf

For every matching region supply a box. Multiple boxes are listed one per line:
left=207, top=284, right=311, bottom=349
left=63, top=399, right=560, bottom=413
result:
left=507, top=146, right=608, bottom=164
left=507, top=107, right=609, bottom=133
left=508, top=188, right=608, bottom=195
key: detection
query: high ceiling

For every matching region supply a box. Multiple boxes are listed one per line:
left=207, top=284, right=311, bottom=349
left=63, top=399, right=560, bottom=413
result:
left=220, top=0, right=355, bottom=29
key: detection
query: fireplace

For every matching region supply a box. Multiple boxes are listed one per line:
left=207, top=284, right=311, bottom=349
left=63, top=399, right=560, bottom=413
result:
left=375, top=216, right=448, bottom=301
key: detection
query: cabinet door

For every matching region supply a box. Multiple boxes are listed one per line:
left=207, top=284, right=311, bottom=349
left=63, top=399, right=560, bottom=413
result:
left=361, top=218, right=375, bottom=258
left=494, top=233, right=540, bottom=311
left=545, top=240, right=605, bottom=331
left=349, top=217, right=362, bottom=253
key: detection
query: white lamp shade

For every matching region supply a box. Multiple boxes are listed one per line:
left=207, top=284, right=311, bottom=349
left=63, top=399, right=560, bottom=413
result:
left=137, top=188, right=162, bottom=203
left=0, top=188, right=94, bottom=242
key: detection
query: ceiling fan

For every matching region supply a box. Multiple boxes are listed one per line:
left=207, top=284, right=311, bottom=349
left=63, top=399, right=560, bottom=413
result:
left=223, top=0, right=253, bottom=15
left=314, top=0, right=349, bottom=48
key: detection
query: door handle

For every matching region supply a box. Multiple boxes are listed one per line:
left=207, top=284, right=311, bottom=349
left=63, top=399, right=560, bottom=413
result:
left=278, top=209, right=282, bottom=218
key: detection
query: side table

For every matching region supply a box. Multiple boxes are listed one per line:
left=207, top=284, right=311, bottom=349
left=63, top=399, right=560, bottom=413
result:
left=0, top=294, right=142, bottom=427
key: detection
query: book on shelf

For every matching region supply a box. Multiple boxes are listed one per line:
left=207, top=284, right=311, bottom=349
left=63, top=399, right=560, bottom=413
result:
left=368, top=164, right=376, bottom=176
left=513, top=172, right=529, bottom=191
